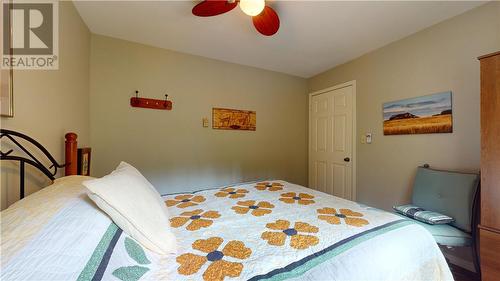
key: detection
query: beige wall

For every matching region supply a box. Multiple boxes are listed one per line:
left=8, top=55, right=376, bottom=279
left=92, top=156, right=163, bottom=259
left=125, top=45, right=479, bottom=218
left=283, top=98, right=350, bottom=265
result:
left=89, top=35, right=308, bottom=195
left=308, top=2, right=500, bottom=211
left=0, top=1, right=90, bottom=210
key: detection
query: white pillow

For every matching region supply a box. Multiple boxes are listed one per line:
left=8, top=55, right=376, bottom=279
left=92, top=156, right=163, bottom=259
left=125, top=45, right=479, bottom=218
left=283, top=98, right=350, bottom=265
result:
left=83, top=162, right=176, bottom=254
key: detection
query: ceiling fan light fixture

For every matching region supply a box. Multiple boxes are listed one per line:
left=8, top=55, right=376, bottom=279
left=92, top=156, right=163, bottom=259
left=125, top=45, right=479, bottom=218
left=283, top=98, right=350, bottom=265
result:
left=239, top=0, right=265, bottom=16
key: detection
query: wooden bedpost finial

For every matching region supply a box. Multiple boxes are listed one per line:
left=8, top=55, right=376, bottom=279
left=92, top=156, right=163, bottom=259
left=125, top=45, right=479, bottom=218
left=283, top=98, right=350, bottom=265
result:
left=65, top=132, right=78, bottom=176
left=65, top=132, right=77, bottom=141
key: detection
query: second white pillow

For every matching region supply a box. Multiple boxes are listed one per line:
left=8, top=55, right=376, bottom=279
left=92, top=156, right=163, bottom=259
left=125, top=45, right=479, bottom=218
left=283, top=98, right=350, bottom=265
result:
left=83, top=162, right=176, bottom=254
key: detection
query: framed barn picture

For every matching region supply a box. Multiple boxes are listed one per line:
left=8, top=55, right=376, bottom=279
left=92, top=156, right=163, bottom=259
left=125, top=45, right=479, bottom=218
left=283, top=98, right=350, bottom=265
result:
left=212, top=108, right=256, bottom=131
left=383, top=91, right=453, bottom=135
left=77, top=148, right=92, bottom=176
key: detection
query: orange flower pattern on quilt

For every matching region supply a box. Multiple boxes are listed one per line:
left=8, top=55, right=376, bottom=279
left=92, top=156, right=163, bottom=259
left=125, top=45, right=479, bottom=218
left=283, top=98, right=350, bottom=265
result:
left=215, top=187, right=249, bottom=199
left=170, top=209, right=221, bottom=231
left=177, top=237, right=252, bottom=281
left=254, top=182, right=284, bottom=192
left=165, top=194, right=206, bottom=208
left=279, top=192, right=315, bottom=205
left=317, top=207, right=369, bottom=227
left=261, top=220, right=319, bottom=250
left=232, top=200, right=275, bottom=217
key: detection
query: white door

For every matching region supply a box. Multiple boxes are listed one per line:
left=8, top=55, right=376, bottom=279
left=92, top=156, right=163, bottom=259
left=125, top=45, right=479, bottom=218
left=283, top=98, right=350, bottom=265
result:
left=309, top=84, right=354, bottom=200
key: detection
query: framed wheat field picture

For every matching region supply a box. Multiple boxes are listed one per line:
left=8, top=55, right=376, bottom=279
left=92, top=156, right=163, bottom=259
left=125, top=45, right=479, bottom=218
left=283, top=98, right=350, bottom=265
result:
left=383, top=91, right=453, bottom=135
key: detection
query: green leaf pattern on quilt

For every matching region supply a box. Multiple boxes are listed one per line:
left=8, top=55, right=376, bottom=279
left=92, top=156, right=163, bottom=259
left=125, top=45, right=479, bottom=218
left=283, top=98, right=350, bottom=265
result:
left=124, top=238, right=151, bottom=265
left=112, top=266, right=149, bottom=281
left=112, top=238, right=151, bottom=281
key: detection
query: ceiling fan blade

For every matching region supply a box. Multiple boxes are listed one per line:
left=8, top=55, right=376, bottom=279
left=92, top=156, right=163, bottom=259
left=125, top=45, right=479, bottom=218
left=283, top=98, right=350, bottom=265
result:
left=252, top=6, right=280, bottom=36
left=192, top=0, right=238, bottom=17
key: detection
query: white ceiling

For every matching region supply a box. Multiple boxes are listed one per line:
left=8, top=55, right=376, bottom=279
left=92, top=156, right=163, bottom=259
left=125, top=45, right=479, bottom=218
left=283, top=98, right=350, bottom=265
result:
left=74, top=1, right=484, bottom=78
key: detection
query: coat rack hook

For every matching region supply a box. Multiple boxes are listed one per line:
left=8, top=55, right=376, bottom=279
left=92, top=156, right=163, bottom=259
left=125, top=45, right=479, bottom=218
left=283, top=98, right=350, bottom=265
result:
left=135, top=90, right=139, bottom=98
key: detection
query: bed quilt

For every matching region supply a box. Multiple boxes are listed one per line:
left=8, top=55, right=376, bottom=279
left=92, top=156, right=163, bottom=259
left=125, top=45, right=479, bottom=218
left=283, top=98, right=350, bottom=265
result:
left=1, top=176, right=453, bottom=281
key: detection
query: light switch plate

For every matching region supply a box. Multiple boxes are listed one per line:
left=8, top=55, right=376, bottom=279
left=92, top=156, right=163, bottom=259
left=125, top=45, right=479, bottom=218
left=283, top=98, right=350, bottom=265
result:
left=366, top=133, right=372, bottom=144
left=202, top=117, right=209, bottom=128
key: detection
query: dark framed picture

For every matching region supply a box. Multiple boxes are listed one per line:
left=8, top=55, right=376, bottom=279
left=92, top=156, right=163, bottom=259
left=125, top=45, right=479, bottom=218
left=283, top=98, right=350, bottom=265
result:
left=77, top=148, right=91, bottom=176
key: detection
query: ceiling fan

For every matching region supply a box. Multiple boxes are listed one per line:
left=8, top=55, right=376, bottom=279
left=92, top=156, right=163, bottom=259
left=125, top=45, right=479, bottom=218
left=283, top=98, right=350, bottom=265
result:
left=192, top=0, right=280, bottom=36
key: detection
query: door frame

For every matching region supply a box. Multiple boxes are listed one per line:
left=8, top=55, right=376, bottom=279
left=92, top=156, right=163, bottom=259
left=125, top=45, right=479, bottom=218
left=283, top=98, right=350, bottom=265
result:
left=308, top=80, right=357, bottom=200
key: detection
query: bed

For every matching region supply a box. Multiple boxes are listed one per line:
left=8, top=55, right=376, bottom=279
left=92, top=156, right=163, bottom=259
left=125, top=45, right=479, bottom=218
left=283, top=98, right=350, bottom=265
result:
left=0, top=130, right=453, bottom=280
left=1, top=176, right=453, bottom=281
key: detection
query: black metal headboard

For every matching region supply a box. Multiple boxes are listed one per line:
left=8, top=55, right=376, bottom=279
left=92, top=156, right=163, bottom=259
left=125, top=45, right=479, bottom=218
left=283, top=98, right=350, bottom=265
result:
left=0, top=129, right=66, bottom=199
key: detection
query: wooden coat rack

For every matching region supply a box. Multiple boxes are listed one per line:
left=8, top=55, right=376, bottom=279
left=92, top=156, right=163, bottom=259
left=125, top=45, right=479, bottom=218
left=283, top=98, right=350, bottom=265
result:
left=130, top=90, right=172, bottom=110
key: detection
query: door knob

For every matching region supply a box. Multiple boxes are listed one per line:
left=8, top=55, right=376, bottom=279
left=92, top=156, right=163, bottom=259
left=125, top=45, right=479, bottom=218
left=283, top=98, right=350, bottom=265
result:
left=344, top=157, right=350, bottom=162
